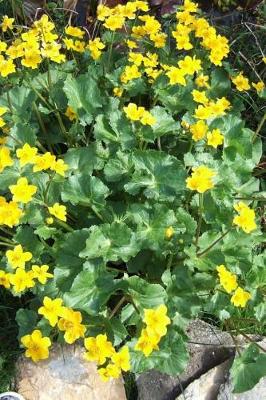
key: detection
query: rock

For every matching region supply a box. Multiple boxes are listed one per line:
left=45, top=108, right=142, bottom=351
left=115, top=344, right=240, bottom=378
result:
left=218, top=376, right=266, bottom=400
left=176, top=359, right=233, bottom=400
left=16, top=345, right=126, bottom=400
left=136, top=320, right=235, bottom=400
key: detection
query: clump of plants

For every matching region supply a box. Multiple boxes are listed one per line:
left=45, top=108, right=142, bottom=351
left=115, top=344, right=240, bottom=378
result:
left=0, top=0, right=265, bottom=393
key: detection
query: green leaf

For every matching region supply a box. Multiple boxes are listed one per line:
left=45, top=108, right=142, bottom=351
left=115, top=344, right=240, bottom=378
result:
left=126, top=276, right=166, bottom=311
left=209, top=68, right=231, bottom=97
left=54, top=229, right=89, bottom=291
left=8, top=123, right=37, bottom=146
left=80, top=222, right=140, bottom=262
left=61, top=173, right=110, bottom=209
left=16, top=309, right=38, bottom=339
left=14, top=226, right=44, bottom=258
left=231, top=344, right=266, bottom=393
left=63, top=265, right=124, bottom=314
left=63, top=72, right=102, bottom=125
left=2, top=86, right=36, bottom=122
left=124, top=150, right=186, bottom=202
left=63, top=146, right=104, bottom=175
left=151, top=106, right=180, bottom=137
left=130, top=328, right=188, bottom=375
left=0, top=168, right=20, bottom=190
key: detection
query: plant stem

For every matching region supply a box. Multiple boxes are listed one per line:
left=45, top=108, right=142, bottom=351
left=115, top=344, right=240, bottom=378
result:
left=240, top=332, right=266, bottom=353
left=33, top=102, right=53, bottom=154
left=109, top=296, right=127, bottom=319
left=0, top=242, right=15, bottom=247
left=197, top=228, right=231, bottom=257
left=55, top=220, right=74, bottom=232
left=252, top=112, right=266, bottom=143
left=195, top=193, right=204, bottom=249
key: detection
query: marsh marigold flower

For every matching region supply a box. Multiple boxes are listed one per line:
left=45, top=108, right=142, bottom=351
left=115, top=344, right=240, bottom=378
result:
left=58, top=307, right=86, bottom=344
left=111, top=346, right=130, bottom=372
left=6, top=244, right=32, bottom=269
left=9, top=268, right=35, bottom=293
left=233, top=202, right=256, bottom=233
left=0, top=270, right=11, bottom=289
left=65, top=106, right=77, bottom=121
left=16, top=143, right=38, bottom=167
left=231, top=72, right=250, bottom=92
left=33, top=152, right=56, bottom=172
left=186, top=165, right=216, bottom=193
left=135, top=327, right=160, bottom=357
left=48, top=203, right=67, bottom=222
left=1, top=16, right=14, bottom=32
left=65, top=26, right=85, bottom=38
left=32, top=265, right=53, bottom=284
left=84, top=334, right=115, bottom=365
left=252, top=81, right=265, bottom=93
left=0, top=146, right=13, bottom=172
left=21, top=330, right=51, bottom=362
left=38, top=296, right=64, bottom=327
left=231, top=287, right=251, bottom=308
left=217, top=265, right=238, bottom=294
left=0, top=199, right=23, bottom=227
left=189, top=120, right=208, bottom=141
left=9, top=177, right=37, bottom=204
left=207, top=129, right=224, bottom=148
left=165, top=226, right=174, bottom=239
left=144, top=304, right=170, bottom=337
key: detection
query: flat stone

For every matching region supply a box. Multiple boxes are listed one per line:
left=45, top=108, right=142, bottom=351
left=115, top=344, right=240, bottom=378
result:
left=176, top=359, right=233, bottom=400
left=16, top=344, right=126, bottom=400
left=136, top=320, right=235, bottom=400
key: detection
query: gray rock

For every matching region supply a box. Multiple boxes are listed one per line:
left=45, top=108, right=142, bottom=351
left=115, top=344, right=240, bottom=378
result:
left=16, top=344, right=126, bottom=400
left=176, top=359, right=233, bottom=400
left=136, top=320, right=235, bottom=400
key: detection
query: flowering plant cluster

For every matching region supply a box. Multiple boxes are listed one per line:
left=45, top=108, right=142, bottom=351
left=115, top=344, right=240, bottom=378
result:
left=0, top=0, right=265, bottom=392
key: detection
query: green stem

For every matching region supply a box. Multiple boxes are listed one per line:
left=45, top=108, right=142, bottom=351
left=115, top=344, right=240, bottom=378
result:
left=0, top=241, right=15, bottom=247
left=195, top=193, right=204, bottom=249
left=0, top=235, right=14, bottom=244
left=55, top=219, right=74, bottom=232
left=109, top=296, right=127, bottom=320
left=197, top=228, right=231, bottom=257
left=33, top=102, right=53, bottom=154
left=252, top=112, right=266, bottom=143
left=166, top=253, right=173, bottom=270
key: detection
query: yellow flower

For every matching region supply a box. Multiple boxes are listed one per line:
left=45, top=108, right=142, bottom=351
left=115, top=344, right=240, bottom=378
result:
left=111, top=346, right=130, bottom=372
left=192, top=89, right=209, bottom=105
left=9, top=268, right=35, bottom=293
left=1, top=16, right=14, bottom=32
left=6, top=244, right=32, bottom=269
left=231, top=287, right=251, bottom=308
left=46, top=217, right=54, bottom=225
left=166, top=67, right=186, bottom=86
left=73, top=40, right=86, bottom=53
left=33, top=152, right=56, bottom=172
left=97, top=4, right=112, bottom=21
left=183, top=0, right=198, bottom=13
left=128, top=51, right=144, bottom=67
left=0, top=200, right=23, bottom=228
left=0, top=56, right=16, bottom=77
left=31, top=265, right=53, bottom=285
left=104, top=15, right=125, bottom=31
left=48, top=203, right=67, bottom=222
left=0, top=270, right=11, bottom=289
left=150, top=32, right=167, bottom=48
left=65, top=26, right=85, bottom=39
left=84, top=334, right=115, bottom=365
left=113, top=87, right=123, bottom=97
left=98, top=363, right=121, bottom=382
left=252, top=81, right=265, bottom=93
left=189, top=120, right=208, bottom=141
left=21, top=50, right=42, bottom=69
left=38, top=296, right=64, bottom=327
left=194, top=105, right=212, bottom=120
left=87, top=38, right=105, bottom=60
left=58, top=308, right=86, bottom=344
left=144, top=304, right=171, bottom=337
left=233, top=202, right=256, bottom=233
left=0, top=106, right=7, bottom=116
left=178, top=55, right=202, bottom=75
left=135, top=328, right=160, bottom=357
left=50, top=159, right=68, bottom=177
left=120, top=64, right=141, bottom=84
left=65, top=106, right=77, bottom=121
left=9, top=177, right=37, bottom=204
left=186, top=165, right=216, bottom=193
left=207, top=128, right=224, bottom=148
left=16, top=143, right=38, bottom=167
left=126, top=40, right=137, bottom=49
left=0, top=41, right=7, bottom=52
left=140, top=110, right=156, bottom=126
left=217, top=265, right=238, bottom=294
left=21, top=330, right=51, bottom=362
left=195, top=74, right=210, bottom=88
left=124, top=103, right=143, bottom=121
left=0, top=146, right=13, bottom=172
left=231, top=72, right=250, bottom=92
left=165, top=226, right=174, bottom=239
